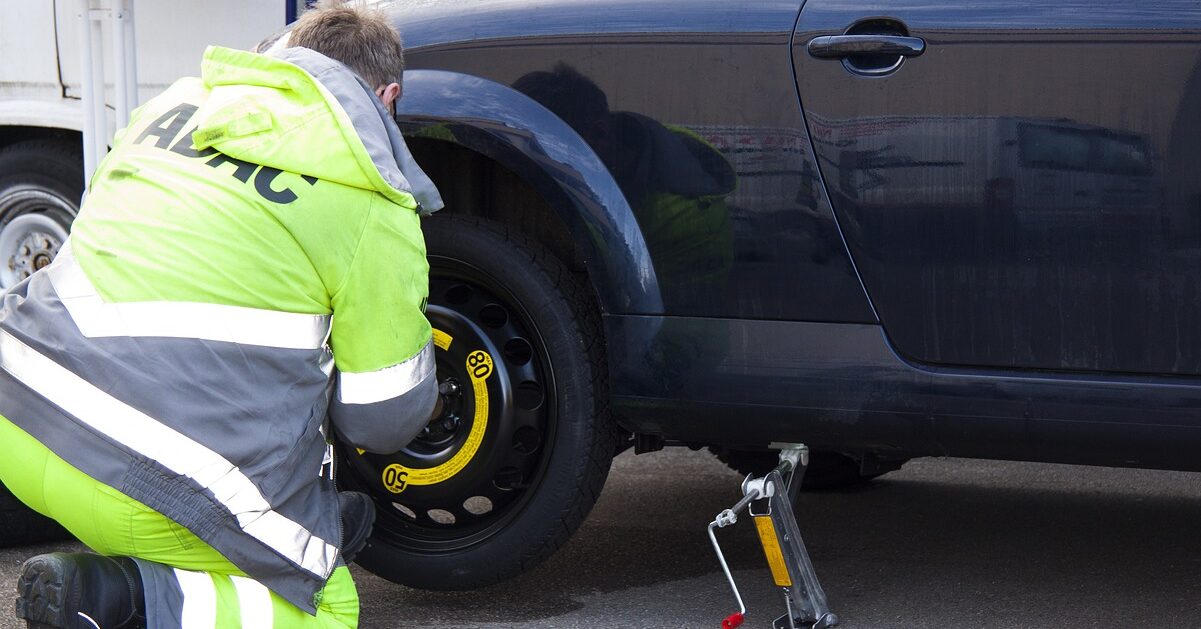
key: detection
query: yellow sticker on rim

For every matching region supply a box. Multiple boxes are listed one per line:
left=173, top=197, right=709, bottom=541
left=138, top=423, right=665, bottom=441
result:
left=381, top=463, right=409, bottom=494
left=385, top=348, right=493, bottom=489
left=433, top=328, right=453, bottom=351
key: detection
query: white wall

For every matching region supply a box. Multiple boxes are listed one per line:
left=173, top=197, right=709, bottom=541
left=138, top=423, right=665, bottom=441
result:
left=0, top=3, right=63, bottom=100
left=53, top=0, right=286, bottom=105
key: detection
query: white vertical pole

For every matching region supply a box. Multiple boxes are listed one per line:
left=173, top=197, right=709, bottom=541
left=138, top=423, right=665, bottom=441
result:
left=89, top=9, right=107, bottom=178
left=78, top=0, right=109, bottom=190
left=123, top=0, right=137, bottom=113
left=111, top=0, right=128, bottom=125
left=111, top=0, right=137, bottom=124
left=78, top=0, right=98, bottom=185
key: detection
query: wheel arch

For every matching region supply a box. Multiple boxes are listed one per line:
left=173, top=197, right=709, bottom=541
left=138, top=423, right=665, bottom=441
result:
left=0, top=126, right=82, bottom=156
left=0, top=99, right=84, bottom=152
left=397, top=69, right=662, bottom=316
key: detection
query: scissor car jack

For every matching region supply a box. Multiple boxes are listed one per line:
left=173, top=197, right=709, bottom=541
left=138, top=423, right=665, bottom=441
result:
left=708, top=444, right=838, bottom=629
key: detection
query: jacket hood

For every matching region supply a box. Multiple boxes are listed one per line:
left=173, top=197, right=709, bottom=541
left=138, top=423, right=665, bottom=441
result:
left=193, top=45, right=442, bottom=213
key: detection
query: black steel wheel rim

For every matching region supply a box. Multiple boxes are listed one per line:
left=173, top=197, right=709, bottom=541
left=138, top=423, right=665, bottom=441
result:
left=340, top=255, right=557, bottom=553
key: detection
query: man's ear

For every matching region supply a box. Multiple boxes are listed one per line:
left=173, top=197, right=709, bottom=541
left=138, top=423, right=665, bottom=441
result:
left=379, top=82, right=401, bottom=107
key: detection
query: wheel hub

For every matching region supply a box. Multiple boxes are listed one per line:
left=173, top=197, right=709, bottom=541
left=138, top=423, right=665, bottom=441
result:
left=414, top=378, right=464, bottom=447
left=0, top=189, right=75, bottom=289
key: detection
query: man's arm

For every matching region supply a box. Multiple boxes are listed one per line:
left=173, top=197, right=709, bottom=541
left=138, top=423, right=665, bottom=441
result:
left=328, top=196, right=436, bottom=453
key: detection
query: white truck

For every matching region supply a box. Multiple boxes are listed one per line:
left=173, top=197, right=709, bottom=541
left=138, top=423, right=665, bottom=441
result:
left=0, top=1, right=295, bottom=291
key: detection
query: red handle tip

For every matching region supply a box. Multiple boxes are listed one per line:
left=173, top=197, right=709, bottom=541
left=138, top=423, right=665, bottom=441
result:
left=722, top=612, right=745, bottom=629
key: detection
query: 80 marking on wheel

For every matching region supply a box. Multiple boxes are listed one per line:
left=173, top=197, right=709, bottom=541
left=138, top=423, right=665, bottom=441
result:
left=466, top=350, right=493, bottom=380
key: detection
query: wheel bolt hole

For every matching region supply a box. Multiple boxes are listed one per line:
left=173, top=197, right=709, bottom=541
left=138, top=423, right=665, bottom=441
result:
left=463, top=496, right=493, bottom=515
left=514, top=381, right=544, bottom=411
left=503, top=338, right=533, bottom=366
left=445, top=284, right=473, bottom=305
left=392, top=502, right=417, bottom=520
left=479, top=304, right=508, bottom=328
left=494, top=467, right=523, bottom=491
left=427, top=509, right=456, bottom=525
left=512, top=426, right=541, bottom=455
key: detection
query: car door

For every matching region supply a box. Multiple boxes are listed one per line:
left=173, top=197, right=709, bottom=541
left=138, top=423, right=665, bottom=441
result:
left=793, top=1, right=1201, bottom=376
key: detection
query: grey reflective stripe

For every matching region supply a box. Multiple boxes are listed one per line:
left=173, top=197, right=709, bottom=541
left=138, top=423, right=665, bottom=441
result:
left=337, top=339, right=435, bottom=404
left=47, top=243, right=331, bottom=350
left=0, top=329, right=337, bottom=578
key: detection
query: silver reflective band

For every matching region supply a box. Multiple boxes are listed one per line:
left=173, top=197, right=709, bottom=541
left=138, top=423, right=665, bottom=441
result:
left=232, top=575, right=274, bottom=628
left=47, top=243, right=331, bottom=350
left=338, top=339, right=435, bottom=404
left=174, top=568, right=217, bottom=629
left=0, top=330, right=337, bottom=578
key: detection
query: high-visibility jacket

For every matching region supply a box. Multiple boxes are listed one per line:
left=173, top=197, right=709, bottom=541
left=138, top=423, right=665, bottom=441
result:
left=0, top=45, right=442, bottom=612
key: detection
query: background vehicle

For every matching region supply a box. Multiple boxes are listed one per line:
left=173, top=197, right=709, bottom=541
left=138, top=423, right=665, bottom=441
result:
left=0, top=1, right=289, bottom=294
left=0, top=1, right=299, bottom=547
left=4, top=0, right=1201, bottom=595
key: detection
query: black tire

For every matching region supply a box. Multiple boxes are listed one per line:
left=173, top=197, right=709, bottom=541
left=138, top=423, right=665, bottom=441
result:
left=341, top=215, right=616, bottom=590
left=0, top=140, right=82, bottom=290
left=0, top=482, right=70, bottom=548
left=711, top=448, right=895, bottom=490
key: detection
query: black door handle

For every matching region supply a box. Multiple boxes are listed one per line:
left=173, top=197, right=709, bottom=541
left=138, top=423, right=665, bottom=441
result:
left=807, top=35, right=926, bottom=59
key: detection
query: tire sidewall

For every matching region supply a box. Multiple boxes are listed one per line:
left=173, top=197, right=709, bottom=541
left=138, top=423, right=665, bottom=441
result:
left=0, top=142, right=84, bottom=220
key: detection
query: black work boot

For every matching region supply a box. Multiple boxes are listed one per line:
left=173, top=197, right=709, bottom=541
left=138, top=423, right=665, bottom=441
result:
left=339, top=490, right=376, bottom=565
left=15, top=552, right=144, bottom=629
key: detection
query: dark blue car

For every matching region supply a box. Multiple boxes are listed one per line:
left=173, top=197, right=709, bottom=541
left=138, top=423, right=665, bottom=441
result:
left=5, top=0, right=1200, bottom=593
left=332, top=0, right=1201, bottom=591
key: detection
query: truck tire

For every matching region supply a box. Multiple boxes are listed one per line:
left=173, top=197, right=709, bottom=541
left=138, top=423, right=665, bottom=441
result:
left=0, top=482, right=70, bottom=548
left=339, top=215, right=617, bottom=590
left=0, top=140, right=82, bottom=290
left=0, top=140, right=79, bottom=547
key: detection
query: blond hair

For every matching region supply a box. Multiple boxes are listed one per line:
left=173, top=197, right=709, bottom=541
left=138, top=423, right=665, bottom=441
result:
left=288, top=1, right=404, bottom=88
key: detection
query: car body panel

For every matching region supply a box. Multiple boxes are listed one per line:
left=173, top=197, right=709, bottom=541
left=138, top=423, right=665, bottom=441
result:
left=390, top=1, right=878, bottom=321
left=383, top=0, right=805, bottom=48
left=608, top=314, right=1201, bottom=471
left=396, top=69, right=663, bottom=314
left=794, top=0, right=1201, bottom=376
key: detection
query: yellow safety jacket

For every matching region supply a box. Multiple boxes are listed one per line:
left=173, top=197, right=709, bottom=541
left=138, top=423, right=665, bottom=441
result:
left=0, top=45, right=441, bottom=611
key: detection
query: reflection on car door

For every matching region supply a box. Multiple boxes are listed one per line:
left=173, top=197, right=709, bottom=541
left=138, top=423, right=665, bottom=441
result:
left=793, top=1, right=1201, bottom=376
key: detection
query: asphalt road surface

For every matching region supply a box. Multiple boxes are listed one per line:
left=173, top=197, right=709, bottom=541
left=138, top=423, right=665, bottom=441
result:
left=5, top=448, right=1201, bottom=628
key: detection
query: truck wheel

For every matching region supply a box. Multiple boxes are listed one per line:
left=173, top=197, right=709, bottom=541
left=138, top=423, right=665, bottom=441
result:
left=0, top=140, right=82, bottom=290
left=711, top=448, right=899, bottom=490
left=339, top=215, right=617, bottom=589
left=0, top=483, right=70, bottom=548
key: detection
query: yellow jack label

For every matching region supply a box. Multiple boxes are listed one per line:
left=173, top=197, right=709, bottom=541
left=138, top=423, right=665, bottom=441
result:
left=754, top=515, right=793, bottom=587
